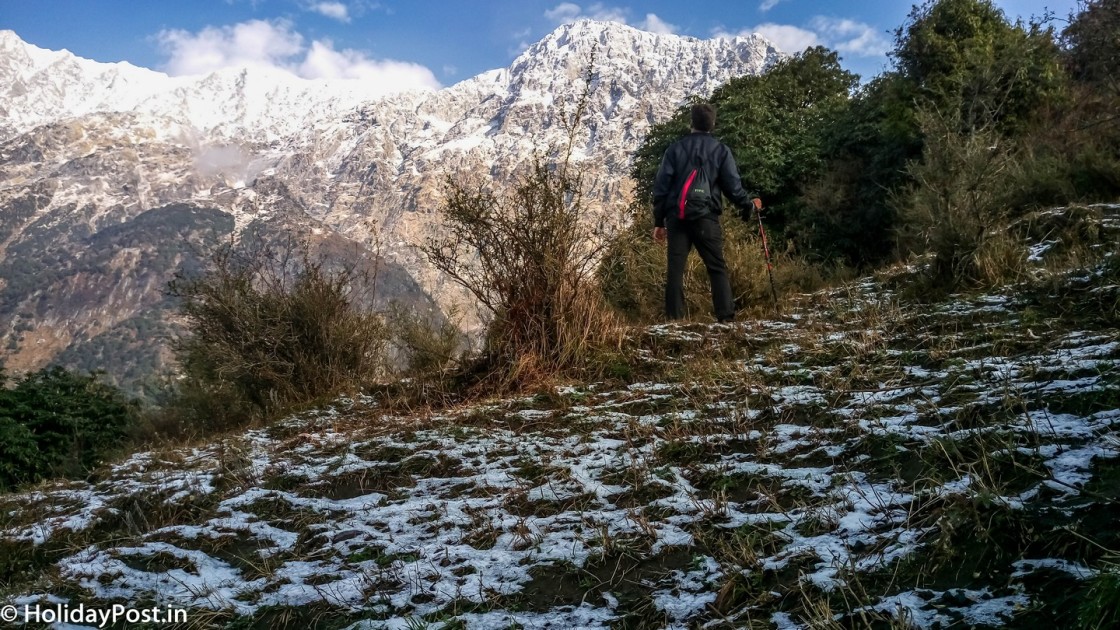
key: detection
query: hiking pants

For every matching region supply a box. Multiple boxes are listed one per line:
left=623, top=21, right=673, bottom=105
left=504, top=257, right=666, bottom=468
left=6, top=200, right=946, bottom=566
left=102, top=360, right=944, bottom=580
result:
left=665, top=214, right=733, bottom=321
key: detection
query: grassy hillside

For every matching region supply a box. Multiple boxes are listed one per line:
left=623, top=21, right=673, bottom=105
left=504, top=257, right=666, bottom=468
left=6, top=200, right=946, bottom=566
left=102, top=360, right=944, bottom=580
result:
left=2, top=204, right=1117, bottom=629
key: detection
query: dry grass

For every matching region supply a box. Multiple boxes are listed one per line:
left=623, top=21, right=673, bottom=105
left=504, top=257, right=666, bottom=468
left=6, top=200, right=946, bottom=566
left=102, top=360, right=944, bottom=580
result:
left=599, top=212, right=838, bottom=323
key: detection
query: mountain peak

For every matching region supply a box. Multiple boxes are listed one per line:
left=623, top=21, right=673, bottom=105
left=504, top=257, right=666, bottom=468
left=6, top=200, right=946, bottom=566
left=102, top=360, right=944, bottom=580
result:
left=0, top=29, right=23, bottom=46
left=533, top=18, right=682, bottom=52
left=538, top=18, right=773, bottom=50
left=520, top=18, right=777, bottom=67
left=551, top=18, right=646, bottom=37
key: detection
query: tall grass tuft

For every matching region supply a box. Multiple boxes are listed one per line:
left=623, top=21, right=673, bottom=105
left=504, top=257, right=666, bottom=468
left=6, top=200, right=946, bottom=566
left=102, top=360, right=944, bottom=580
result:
left=598, top=209, right=831, bottom=322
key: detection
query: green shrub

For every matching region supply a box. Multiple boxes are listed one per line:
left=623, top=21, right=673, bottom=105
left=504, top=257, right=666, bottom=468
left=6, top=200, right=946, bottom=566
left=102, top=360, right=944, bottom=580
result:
left=897, top=110, right=1027, bottom=288
left=1080, top=563, right=1120, bottom=630
left=893, top=0, right=1062, bottom=136
left=1062, top=0, right=1120, bottom=87
left=628, top=47, right=863, bottom=267
left=1007, top=80, right=1120, bottom=210
left=0, top=367, right=137, bottom=490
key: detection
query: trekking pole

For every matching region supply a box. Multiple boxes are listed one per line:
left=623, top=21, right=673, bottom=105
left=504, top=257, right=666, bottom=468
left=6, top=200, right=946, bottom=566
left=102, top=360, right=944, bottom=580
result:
left=755, top=206, right=780, bottom=313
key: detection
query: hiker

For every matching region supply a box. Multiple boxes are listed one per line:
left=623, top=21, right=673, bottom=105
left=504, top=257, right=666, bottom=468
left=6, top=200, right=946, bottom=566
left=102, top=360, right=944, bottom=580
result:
left=652, top=102, right=762, bottom=323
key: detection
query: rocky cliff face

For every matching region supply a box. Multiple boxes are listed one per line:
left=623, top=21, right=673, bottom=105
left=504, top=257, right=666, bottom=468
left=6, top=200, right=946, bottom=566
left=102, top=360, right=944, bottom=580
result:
left=0, top=21, right=781, bottom=391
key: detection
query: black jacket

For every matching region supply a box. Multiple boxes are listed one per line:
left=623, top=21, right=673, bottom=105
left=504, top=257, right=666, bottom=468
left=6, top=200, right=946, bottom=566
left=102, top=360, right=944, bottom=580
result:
left=652, top=132, right=757, bottom=227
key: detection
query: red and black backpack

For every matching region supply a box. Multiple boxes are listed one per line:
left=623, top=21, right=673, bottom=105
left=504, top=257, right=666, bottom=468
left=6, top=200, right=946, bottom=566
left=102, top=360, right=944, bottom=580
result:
left=676, top=152, right=714, bottom=220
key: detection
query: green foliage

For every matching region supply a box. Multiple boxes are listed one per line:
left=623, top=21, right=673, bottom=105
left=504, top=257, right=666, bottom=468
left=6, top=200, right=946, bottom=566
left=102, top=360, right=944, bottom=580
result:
left=0, top=367, right=137, bottom=490
left=842, top=0, right=1061, bottom=273
left=894, top=0, right=1062, bottom=134
left=885, top=0, right=1115, bottom=289
left=630, top=47, right=858, bottom=236
left=624, top=46, right=914, bottom=270
left=1004, top=0, right=1120, bottom=212
left=1080, top=564, right=1120, bottom=630
left=898, top=110, right=1026, bottom=287
left=1005, top=81, right=1120, bottom=211
left=619, top=0, right=1104, bottom=297
left=794, top=73, right=922, bottom=265
left=1061, top=0, right=1120, bottom=87
left=606, top=47, right=854, bottom=319
left=167, top=241, right=388, bottom=429
left=713, top=47, right=859, bottom=209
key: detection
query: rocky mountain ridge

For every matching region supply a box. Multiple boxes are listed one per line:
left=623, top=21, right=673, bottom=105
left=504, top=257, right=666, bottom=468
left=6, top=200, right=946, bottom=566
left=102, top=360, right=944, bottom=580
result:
left=0, top=21, right=782, bottom=390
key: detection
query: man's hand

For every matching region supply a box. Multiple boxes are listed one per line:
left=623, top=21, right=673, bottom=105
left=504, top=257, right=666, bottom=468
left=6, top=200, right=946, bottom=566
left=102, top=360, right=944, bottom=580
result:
left=653, top=226, right=667, bottom=244
left=741, top=198, right=764, bottom=222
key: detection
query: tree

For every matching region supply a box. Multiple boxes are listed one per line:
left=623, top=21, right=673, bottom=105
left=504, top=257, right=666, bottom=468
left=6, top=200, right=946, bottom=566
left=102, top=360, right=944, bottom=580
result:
left=630, top=47, right=858, bottom=230
left=795, top=72, right=923, bottom=265
left=893, top=0, right=1062, bottom=134
left=1062, top=0, right=1120, bottom=88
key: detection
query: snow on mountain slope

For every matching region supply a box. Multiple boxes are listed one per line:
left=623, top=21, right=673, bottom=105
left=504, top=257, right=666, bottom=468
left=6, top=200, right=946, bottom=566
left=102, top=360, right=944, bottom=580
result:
left=0, top=29, right=427, bottom=144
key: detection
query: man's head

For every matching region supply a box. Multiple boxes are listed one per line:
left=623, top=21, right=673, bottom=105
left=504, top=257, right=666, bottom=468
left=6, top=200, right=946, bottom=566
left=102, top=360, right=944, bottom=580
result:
left=691, top=103, right=716, bottom=132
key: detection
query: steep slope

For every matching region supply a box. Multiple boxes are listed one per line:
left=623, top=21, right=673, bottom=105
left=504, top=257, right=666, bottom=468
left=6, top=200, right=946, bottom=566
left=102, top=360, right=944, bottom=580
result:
left=0, top=22, right=781, bottom=390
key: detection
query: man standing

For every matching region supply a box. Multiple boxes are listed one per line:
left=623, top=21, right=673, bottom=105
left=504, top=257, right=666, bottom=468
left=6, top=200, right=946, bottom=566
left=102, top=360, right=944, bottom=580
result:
left=652, top=102, right=762, bottom=323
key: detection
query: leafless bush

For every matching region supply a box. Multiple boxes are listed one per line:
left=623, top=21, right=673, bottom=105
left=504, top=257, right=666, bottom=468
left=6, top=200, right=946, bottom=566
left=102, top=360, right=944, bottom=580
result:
left=421, top=55, right=624, bottom=391
left=421, top=156, right=624, bottom=391
left=167, top=240, right=388, bottom=427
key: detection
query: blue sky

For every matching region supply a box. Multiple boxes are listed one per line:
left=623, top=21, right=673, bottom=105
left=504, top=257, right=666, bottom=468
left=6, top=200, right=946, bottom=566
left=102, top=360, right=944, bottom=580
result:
left=2, top=0, right=1081, bottom=89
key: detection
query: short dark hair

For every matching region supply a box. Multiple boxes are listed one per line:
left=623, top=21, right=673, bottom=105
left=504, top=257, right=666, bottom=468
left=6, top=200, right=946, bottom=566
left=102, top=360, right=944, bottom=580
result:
left=691, top=103, right=716, bottom=132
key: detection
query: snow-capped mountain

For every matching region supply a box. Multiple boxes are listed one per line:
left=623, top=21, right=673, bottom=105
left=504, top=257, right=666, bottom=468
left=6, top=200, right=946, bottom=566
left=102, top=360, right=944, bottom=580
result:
left=0, top=21, right=781, bottom=390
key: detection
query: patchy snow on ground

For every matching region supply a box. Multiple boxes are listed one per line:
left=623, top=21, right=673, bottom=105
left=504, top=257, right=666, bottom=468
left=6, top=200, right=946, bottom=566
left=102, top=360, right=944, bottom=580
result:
left=2, top=264, right=1119, bottom=629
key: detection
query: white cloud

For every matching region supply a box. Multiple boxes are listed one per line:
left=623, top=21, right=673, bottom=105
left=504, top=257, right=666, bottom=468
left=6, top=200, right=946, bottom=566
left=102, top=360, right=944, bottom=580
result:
left=759, top=0, right=786, bottom=12
left=714, top=23, right=821, bottom=53
left=585, top=3, right=629, bottom=23
left=157, top=20, right=305, bottom=76
left=545, top=2, right=583, bottom=23
left=155, top=19, right=440, bottom=92
left=544, top=3, right=676, bottom=34
left=638, top=14, right=677, bottom=35
left=714, top=16, right=888, bottom=58
left=307, top=1, right=351, bottom=22
left=754, top=24, right=822, bottom=52
left=298, top=39, right=434, bottom=85
left=808, top=16, right=891, bottom=57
